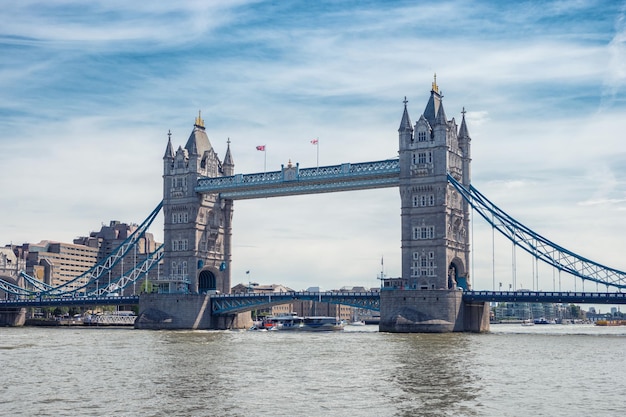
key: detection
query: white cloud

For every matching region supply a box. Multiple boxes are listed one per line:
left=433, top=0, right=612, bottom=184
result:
left=1, top=0, right=626, bottom=295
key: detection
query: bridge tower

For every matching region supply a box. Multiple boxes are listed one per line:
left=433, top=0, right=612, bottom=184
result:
left=398, top=76, right=472, bottom=291
left=381, top=77, right=487, bottom=332
left=160, top=113, right=234, bottom=295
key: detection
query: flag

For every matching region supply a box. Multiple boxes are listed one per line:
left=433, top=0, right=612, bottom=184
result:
left=310, top=138, right=318, bottom=145
left=256, top=145, right=265, bottom=151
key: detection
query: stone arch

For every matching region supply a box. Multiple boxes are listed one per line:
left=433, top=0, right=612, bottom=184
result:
left=198, top=269, right=217, bottom=293
left=448, top=257, right=467, bottom=290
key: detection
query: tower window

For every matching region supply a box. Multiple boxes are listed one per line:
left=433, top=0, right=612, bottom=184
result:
left=413, top=226, right=435, bottom=240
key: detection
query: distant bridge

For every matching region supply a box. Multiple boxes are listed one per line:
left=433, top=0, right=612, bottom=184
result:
left=0, top=296, right=139, bottom=308
left=210, top=291, right=380, bottom=315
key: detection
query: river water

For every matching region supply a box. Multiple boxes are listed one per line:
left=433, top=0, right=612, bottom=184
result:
left=1, top=324, right=624, bottom=416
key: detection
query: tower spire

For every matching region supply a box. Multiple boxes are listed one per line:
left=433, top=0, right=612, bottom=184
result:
left=398, top=96, right=413, bottom=132
left=459, top=107, right=471, bottom=138
left=432, top=73, right=439, bottom=94
left=194, top=110, right=205, bottom=129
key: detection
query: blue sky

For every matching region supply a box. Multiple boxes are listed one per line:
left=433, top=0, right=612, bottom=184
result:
left=1, top=0, right=625, bottom=299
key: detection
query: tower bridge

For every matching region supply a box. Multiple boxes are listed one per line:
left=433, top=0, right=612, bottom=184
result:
left=3, top=78, right=625, bottom=331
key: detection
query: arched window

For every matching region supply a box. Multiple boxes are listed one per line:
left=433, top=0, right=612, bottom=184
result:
left=198, top=270, right=217, bottom=293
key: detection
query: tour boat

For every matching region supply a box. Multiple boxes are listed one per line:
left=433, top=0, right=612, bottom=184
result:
left=260, top=314, right=344, bottom=331
left=261, top=314, right=304, bottom=331
left=302, top=316, right=345, bottom=331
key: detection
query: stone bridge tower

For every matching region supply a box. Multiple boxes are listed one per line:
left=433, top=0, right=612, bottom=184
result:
left=160, top=113, right=234, bottom=294
left=380, top=77, right=487, bottom=333
left=398, top=76, right=472, bottom=291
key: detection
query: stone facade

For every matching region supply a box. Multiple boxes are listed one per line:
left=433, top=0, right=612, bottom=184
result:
left=159, top=113, right=234, bottom=294
left=135, top=293, right=252, bottom=330
left=397, top=77, right=472, bottom=291
left=380, top=77, right=488, bottom=333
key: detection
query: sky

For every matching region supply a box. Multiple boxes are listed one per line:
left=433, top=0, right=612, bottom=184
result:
left=1, top=0, right=625, bottom=303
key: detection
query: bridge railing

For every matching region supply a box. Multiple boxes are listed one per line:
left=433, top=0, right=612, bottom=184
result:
left=463, top=290, right=626, bottom=304
left=195, top=159, right=401, bottom=193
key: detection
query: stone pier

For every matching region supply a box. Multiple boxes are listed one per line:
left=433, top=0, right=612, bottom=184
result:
left=134, top=293, right=252, bottom=330
left=379, top=289, right=489, bottom=333
left=0, top=307, right=26, bottom=327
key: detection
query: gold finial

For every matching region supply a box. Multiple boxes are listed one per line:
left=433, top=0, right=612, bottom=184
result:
left=432, top=73, right=439, bottom=93
left=195, top=110, right=204, bottom=128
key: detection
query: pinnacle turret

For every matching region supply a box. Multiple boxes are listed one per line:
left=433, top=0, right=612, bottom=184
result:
left=163, top=130, right=175, bottom=159
left=458, top=107, right=470, bottom=139
left=398, top=96, right=413, bottom=133
left=185, top=111, right=212, bottom=156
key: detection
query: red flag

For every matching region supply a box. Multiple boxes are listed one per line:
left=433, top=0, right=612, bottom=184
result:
left=256, top=145, right=265, bottom=151
left=310, top=138, right=318, bottom=145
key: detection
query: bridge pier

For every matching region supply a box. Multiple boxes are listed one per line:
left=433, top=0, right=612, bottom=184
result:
left=379, top=289, right=489, bottom=333
left=134, top=293, right=252, bottom=330
left=0, top=307, right=26, bottom=327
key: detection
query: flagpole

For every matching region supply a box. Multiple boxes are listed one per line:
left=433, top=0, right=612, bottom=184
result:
left=264, top=147, right=267, bottom=173
left=316, top=137, right=319, bottom=170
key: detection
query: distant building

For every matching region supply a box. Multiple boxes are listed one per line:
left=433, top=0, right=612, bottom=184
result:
left=18, top=240, right=99, bottom=292
left=232, top=282, right=295, bottom=318
left=74, top=220, right=160, bottom=295
left=0, top=246, right=26, bottom=299
left=234, top=283, right=374, bottom=322
left=10, top=220, right=160, bottom=296
left=0, top=246, right=24, bottom=278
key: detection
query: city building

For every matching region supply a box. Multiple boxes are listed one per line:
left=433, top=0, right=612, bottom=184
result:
left=17, top=241, right=99, bottom=292
left=9, top=220, right=160, bottom=296
left=0, top=246, right=26, bottom=299
left=74, top=220, right=160, bottom=295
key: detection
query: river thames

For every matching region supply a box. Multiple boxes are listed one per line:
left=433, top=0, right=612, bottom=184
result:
left=1, top=324, right=624, bottom=416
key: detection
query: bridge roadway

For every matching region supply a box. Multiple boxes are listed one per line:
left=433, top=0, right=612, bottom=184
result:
left=0, top=295, right=139, bottom=308
left=210, top=291, right=380, bottom=315
left=195, top=159, right=401, bottom=199
left=2, top=291, right=625, bottom=312
left=462, top=291, right=626, bottom=305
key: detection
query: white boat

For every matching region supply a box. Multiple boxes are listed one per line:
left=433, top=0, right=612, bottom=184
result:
left=349, top=320, right=366, bottom=326
left=260, top=314, right=304, bottom=331
left=259, top=315, right=344, bottom=331
left=533, top=317, right=556, bottom=325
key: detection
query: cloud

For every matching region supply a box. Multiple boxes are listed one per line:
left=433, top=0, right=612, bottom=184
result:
left=1, top=0, right=626, bottom=294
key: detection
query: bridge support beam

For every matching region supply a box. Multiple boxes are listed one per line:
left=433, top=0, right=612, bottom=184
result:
left=134, top=294, right=252, bottom=330
left=379, top=289, right=489, bottom=333
left=0, top=307, right=26, bottom=327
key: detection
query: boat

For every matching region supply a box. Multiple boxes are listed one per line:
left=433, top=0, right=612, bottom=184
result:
left=302, top=316, right=345, bottom=331
left=259, top=314, right=344, bottom=331
left=533, top=317, right=556, bottom=325
left=521, top=319, right=535, bottom=326
left=349, top=320, right=366, bottom=326
left=260, top=313, right=304, bottom=331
